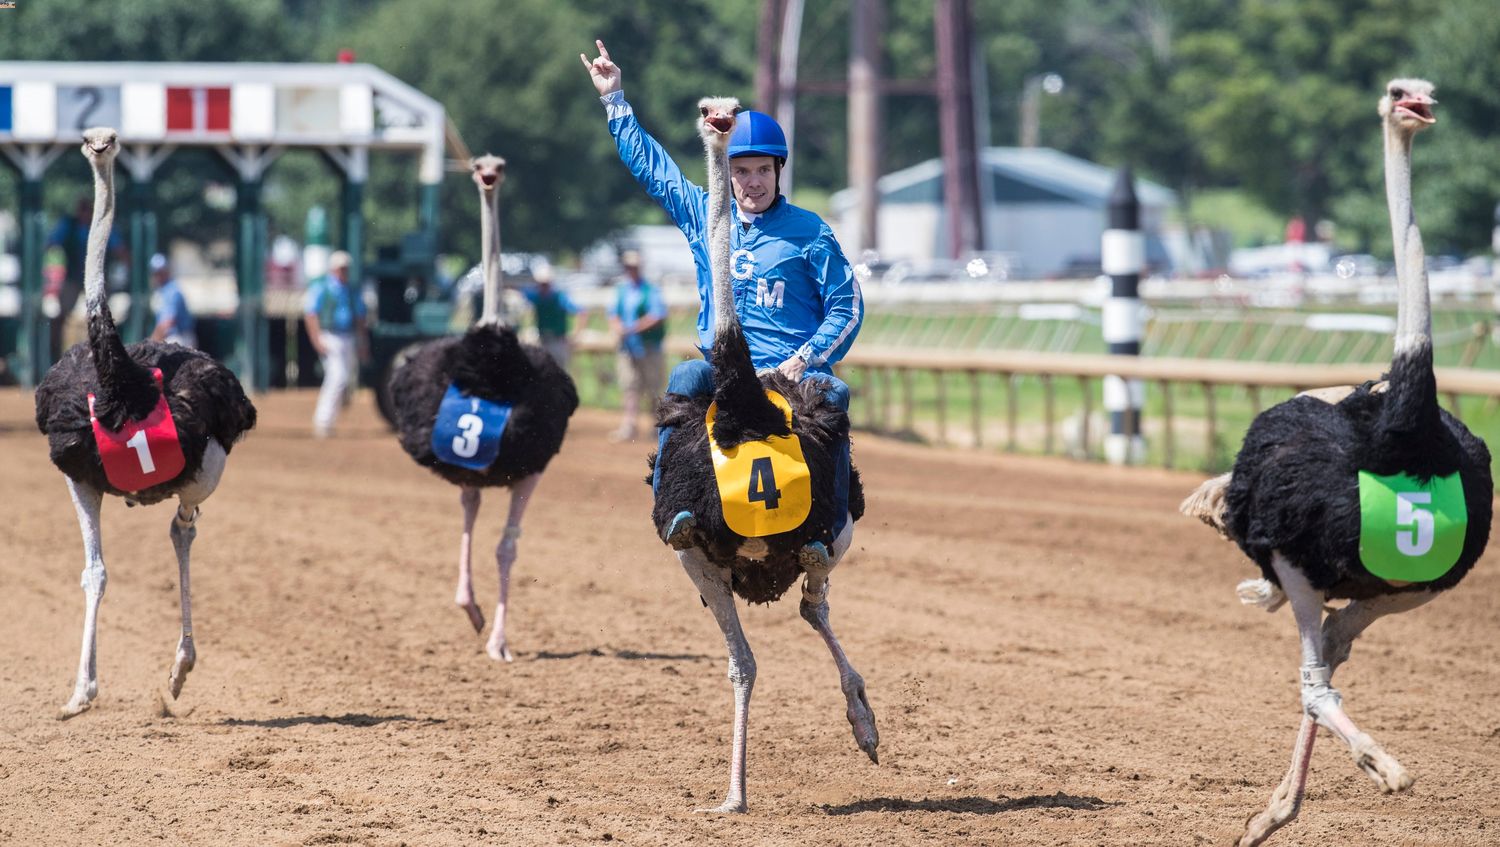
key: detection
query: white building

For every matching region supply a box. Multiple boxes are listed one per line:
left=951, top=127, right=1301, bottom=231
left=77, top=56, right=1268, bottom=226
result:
left=829, top=147, right=1178, bottom=278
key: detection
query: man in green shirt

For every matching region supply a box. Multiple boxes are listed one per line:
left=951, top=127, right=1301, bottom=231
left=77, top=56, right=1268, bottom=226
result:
left=609, top=250, right=667, bottom=442
left=524, top=265, right=578, bottom=369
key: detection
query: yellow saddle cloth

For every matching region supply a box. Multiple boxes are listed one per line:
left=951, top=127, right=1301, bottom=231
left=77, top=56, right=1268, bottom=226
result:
left=705, top=390, right=813, bottom=538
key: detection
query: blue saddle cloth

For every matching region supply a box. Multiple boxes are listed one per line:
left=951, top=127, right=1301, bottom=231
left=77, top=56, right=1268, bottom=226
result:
left=432, top=383, right=512, bottom=471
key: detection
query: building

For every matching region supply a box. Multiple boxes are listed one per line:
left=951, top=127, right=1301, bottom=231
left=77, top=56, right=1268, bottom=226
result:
left=829, top=147, right=1178, bottom=278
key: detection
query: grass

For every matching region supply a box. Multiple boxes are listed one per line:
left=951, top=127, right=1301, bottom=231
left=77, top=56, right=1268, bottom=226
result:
left=563, top=299, right=1500, bottom=480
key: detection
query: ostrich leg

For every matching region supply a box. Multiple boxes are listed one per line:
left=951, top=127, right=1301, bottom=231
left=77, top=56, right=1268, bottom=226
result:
left=799, top=516, right=878, bottom=763
left=166, top=506, right=199, bottom=699
left=59, top=479, right=106, bottom=719
left=678, top=547, right=755, bottom=813
left=455, top=487, right=485, bottom=632
left=1242, top=555, right=1415, bottom=847
left=1321, top=591, right=1436, bottom=675
left=166, top=441, right=226, bottom=699
left=487, top=473, right=542, bottom=662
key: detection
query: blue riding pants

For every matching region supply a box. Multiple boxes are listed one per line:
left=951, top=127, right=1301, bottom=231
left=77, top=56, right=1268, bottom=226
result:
left=652, top=358, right=851, bottom=539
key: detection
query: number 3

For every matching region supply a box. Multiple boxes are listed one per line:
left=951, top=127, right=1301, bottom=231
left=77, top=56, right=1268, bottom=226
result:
left=1396, top=491, right=1435, bottom=556
left=452, top=413, right=484, bottom=458
left=125, top=429, right=156, bottom=474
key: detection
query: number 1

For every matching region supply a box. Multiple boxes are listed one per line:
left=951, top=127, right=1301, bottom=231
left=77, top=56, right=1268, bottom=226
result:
left=125, top=429, right=156, bottom=474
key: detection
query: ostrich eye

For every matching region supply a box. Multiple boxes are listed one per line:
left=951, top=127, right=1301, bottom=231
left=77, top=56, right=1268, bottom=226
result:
left=1390, top=87, right=1405, bottom=99
left=733, top=105, right=745, bottom=114
left=699, top=107, right=709, bottom=117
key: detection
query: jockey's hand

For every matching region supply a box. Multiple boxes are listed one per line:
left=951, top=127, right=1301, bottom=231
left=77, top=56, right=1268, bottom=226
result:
left=776, top=354, right=808, bottom=382
left=580, top=39, right=622, bottom=97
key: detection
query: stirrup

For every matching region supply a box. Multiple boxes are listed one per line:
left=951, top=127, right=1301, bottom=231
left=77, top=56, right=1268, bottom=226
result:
left=798, top=540, right=831, bottom=570
left=666, top=511, right=698, bottom=550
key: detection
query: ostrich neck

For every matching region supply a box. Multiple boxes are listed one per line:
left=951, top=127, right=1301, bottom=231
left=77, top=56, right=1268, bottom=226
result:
left=479, top=186, right=504, bottom=325
left=705, top=143, right=735, bottom=339
left=1384, top=125, right=1430, bottom=353
left=84, top=158, right=116, bottom=314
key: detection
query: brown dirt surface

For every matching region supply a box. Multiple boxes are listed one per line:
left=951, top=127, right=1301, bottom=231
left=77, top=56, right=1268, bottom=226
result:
left=2, top=389, right=1498, bottom=846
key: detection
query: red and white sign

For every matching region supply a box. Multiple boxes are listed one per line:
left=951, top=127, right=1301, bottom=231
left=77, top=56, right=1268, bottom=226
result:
left=165, top=86, right=230, bottom=134
left=89, top=369, right=187, bottom=493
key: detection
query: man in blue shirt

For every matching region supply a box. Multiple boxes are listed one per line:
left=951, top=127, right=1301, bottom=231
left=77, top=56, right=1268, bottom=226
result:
left=583, top=40, right=863, bottom=545
left=148, top=253, right=197, bottom=347
left=608, top=250, right=669, bottom=442
left=303, top=250, right=369, bottom=438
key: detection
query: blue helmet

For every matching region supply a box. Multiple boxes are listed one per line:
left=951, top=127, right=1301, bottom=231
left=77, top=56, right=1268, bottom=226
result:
left=728, top=111, right=788, bottom=161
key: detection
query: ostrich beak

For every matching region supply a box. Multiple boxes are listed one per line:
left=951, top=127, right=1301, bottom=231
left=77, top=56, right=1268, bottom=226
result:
left=1394, top=95, right=1436, bottom=125
left=705, top=116, right=734, bottom=134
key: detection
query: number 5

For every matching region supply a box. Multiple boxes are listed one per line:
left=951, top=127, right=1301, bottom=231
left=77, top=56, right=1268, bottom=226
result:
left=1396, top=491, right=1434, bottom=556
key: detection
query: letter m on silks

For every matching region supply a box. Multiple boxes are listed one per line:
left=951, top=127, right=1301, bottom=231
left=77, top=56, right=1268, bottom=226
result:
left=1358, top=470, right=1467, bottom=583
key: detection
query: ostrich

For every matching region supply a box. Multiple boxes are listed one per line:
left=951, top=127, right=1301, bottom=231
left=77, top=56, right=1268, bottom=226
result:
left=650, top=97, right=875, bottom=813
left=34, top=127, right=257, bottom=719
left=387, top=154, right=579, bottom=662
left=1181, top=80, right=1491, bottom=846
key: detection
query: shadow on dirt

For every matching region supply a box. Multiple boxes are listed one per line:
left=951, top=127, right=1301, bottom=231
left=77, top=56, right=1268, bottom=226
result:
left=220, top=713, right=446, bottom=729
left=820, top=792, right=1115, bottom=816
left=530, top=648, right=711, bottom=662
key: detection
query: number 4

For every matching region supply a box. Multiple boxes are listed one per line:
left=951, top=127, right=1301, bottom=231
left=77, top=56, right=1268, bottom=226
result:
left=747, top=457, right=781, bottom=510
left=1396, top=491, right=1435, bottom=557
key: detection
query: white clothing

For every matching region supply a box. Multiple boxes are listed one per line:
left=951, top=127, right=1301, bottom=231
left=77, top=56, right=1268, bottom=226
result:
left=314, top=331, right=357, bottom=435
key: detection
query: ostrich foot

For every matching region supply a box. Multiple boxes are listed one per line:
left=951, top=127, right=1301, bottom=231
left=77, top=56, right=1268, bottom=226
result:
left=694, top=797, right=748, bottom=814
left=57, top=690, right=96, bottom=721
left=1349, top=733, right=1412, bottom=793
left=1237, top=770, right=1300, bottom=847
left=845, top=676, right=880, bottom=764
left=457, top=595, right=485, bottom=634
left=167, top=634, right=196, bottom=699
left=486, top=636, right=514, bottom=663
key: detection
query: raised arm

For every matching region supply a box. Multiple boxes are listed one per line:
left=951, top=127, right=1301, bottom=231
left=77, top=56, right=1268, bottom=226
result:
left=581, top=39, right=706, bottom=242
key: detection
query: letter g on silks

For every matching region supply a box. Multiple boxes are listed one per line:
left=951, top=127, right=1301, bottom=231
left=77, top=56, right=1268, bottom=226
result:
left=601, top=92, right=863, bottom=541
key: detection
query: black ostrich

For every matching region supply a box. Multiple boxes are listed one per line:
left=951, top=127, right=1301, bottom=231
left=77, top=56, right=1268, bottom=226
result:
left=1181, top=80, right=1491, bottom=846
left=34, top=127, right=257, bottom=719
left=387, top=154, right=578, bottom=662
left=650, top=97, right=875, bottom=813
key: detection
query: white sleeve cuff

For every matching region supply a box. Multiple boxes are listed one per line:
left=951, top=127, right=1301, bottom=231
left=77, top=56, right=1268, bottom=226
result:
left=600, top=90, right=632, bottom=121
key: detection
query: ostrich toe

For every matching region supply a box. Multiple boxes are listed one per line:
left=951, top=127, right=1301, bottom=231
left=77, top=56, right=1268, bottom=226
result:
left=694, top=799, right=748, bottom=814
left=167, top=635, right=196, bottom=699
left=1349, top=733, right=1413, bottom=793
left=458, top=598, right=486, bottom=634
left=57, top=694, right=95, bottom=721
left=844, top=674, right=879, bottom=763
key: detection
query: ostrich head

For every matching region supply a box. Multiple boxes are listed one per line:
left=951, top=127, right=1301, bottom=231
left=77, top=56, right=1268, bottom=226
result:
left=697, top=96, right=740, bottom=151
left=470, top=154, right=507, bottom=193
left=81, top=126, right=119, bottom=164
left=1379, top=79, right=1436, bottom=133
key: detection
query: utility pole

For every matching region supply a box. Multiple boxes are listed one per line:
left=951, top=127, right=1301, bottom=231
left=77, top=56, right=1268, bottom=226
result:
left=848, top=0, right=883, bottom=256
left=755, top=0, right=785, bottom=115
left=935, top=0, right=983, bottom=259
left=1102, top=167, right=1145, bottom=465
left=775, top=0, right=805, bottom=195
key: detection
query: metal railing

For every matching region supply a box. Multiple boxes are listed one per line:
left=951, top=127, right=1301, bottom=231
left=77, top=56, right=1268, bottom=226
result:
left=571, top=336, right=1500, bottom=473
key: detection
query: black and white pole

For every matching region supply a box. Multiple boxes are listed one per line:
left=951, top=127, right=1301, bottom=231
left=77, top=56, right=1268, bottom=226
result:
left=1102, top=167, right=1145, bottom=465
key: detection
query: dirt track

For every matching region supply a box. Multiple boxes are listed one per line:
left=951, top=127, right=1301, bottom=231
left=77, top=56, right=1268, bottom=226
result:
left=2, top=389, right=1497, bottom=846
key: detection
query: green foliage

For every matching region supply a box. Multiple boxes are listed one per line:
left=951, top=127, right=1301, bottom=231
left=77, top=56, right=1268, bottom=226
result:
left=5, top=0, right=1500, bottom=261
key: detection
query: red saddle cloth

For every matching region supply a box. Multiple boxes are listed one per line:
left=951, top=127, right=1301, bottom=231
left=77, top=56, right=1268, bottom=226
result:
left=89, top=368, right=187, bottom=493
